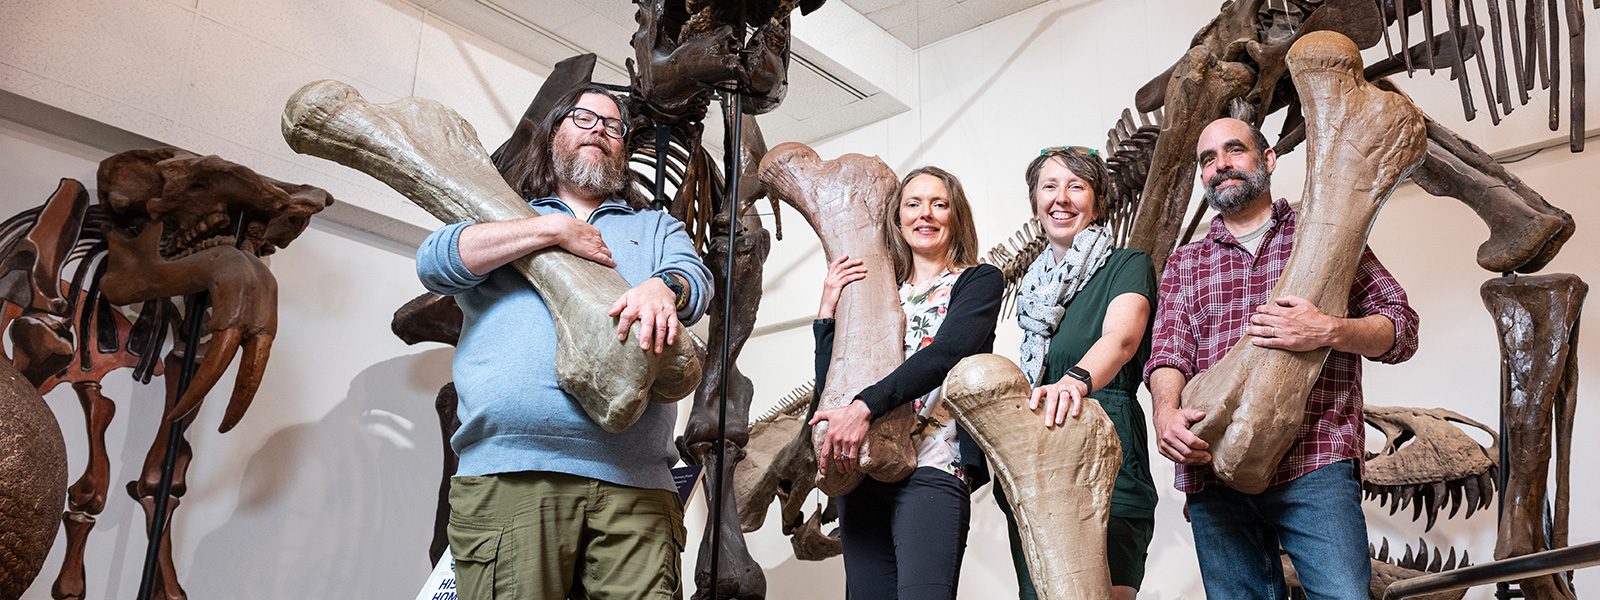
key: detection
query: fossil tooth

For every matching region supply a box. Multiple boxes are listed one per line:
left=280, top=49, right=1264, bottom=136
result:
left=1428, top=546, right=1442, bottom=572
left=1448, top=479, right=1464, bottom=518
left=1443, top=546, right=1458, bottom=571
left=1464, top=475, right=1482, bottom=518
left=1378, top=537, right=1391, bottom=562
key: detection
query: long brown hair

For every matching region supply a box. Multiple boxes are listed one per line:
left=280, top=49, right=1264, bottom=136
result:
left=502, top=84, right=632, bottom=201
left=882, top=166, right=980, bottom=283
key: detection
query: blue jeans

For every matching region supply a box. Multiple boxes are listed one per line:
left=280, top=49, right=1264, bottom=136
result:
left=1187, top=460, right=1370, bottom=599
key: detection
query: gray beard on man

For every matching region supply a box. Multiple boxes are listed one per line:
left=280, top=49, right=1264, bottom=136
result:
left=1202, top=166, right=1272, bottom=215
left=555, top=142, right=628, bottom=195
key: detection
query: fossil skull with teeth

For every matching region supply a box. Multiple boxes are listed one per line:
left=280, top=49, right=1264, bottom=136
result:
left=1362, top=405, right=1499, bottom=531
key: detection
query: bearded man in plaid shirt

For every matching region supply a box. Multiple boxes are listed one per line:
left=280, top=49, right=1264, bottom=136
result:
left=1143, top=117, right=1419, bottom=599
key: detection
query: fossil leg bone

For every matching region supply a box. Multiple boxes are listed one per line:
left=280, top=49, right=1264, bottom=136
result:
left=1183, top=31, right=1427, bottom=494
left=1408, top=112, right=1574, bottom=274
left=1127, top=45, right=1255, bottom=272
left=942, top=354, right=1118, bottom=600
left=1483, top=273, right=1584, bottom=600
left=282, top=80, right=700, bottom=432
left=756, top=142, right=916, bottom=496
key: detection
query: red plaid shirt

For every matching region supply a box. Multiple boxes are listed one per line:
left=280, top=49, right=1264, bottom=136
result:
left=1144, top=199, right=1419, bottom=493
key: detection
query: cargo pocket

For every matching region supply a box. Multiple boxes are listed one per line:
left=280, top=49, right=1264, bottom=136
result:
left=660, top=499, right=687, bottom=597
left=448, top=519, right=512, bottom=600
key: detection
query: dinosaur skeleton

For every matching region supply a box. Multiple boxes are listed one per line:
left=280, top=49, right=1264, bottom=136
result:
left=1121, top=0, right=1580, bottom=275
left=1286, top=539, right=1474, bottom=600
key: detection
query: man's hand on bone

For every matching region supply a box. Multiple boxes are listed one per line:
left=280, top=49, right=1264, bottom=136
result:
left=1248, top=295, right=1335, bottom=352
left=609, top=277, right=680, bottom=353
left=539, top=213, right=615, bottom=267
left=1156, top=406, right=1211, bottom=465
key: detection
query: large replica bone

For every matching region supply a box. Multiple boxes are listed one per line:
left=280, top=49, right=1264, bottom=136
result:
left=281, top=80, right=700, bottom=432
left=942, top=355, right=1118, bottom=600
left=757, top=142, right=916, bottom=496
left=1182, top=32, right=1427, bottom=494
left=1483, top=273, right=1584, bottom=600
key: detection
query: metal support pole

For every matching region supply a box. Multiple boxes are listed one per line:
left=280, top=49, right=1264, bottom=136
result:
left=135, top=290, right=209, bottom=600
left=654, top=123, right=672, bottom=210
left=706, top=86, right=744, bottom=600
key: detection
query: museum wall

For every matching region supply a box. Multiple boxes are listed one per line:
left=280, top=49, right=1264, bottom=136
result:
left=2, top=0, right=1597, bottom=599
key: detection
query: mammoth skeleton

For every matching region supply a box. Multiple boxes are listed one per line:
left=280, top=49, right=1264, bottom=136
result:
left=0, top=148, right=331, bottom=600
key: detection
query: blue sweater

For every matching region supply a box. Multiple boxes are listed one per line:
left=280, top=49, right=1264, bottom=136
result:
left=416, top=196, right=712, bottom=492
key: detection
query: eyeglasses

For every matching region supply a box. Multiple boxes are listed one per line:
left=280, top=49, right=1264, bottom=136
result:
left=1039, top=145, right=1099, bottom=157
left=565, top=107, right=629, bottom=140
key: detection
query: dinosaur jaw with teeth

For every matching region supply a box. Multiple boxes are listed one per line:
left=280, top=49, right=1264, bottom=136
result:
left=1363, top=405, right=1500, bottom=531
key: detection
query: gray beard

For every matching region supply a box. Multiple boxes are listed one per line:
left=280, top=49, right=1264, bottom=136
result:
left=555, top=145, right=628, bottom=195
left=1203, top=167, right=1271, bottom=215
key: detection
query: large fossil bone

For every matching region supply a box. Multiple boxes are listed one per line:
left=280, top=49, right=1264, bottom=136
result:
left=757, top=142, right=916, bottom=496
left=942, top=354, right=1118, bottom=600
left=1482, top=273, right=1584, bottom=600
left=1182, top=31, right=1427, bottom=494
left=281, top=79, right=700, bottom=432
left=1127, top=44, right=1254, bottom=273
left=1409, top=114, right=1574, bottom=274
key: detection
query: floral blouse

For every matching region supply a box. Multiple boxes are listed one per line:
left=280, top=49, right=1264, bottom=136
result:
left=902, top=268, right=964, bottom=480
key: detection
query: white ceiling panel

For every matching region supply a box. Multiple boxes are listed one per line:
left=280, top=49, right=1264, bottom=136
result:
left=845, top=0, right=1052, bottom=47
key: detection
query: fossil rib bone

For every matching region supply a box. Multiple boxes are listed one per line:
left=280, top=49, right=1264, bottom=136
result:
left=1183, top=31, right=1427, bottom=493
left=282, top=79, right=700, bottom=432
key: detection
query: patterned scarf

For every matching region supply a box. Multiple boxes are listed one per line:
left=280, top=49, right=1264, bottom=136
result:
left=1017, top=225, right=1113, bottom=386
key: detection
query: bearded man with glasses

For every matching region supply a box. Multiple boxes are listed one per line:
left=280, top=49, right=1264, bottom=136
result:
left=416, top=83, right=711, bottom=599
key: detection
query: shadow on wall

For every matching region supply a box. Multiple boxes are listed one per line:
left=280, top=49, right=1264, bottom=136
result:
left=186, top=348, right=452, bottom=600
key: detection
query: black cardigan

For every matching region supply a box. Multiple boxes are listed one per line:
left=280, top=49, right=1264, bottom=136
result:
left=812, top=264, right=1004, bottom=488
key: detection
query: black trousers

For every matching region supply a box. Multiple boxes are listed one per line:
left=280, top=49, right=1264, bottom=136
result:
left=837, top=466, right=970, bottom=600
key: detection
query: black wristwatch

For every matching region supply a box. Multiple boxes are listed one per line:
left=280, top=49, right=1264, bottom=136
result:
left=654, top=272, right=688, bottom=310
left=1064, top=366, right=1094, bottom=393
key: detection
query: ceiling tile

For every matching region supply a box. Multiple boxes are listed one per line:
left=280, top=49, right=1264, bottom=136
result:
left=845, top=0, right=1050, bottom=47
